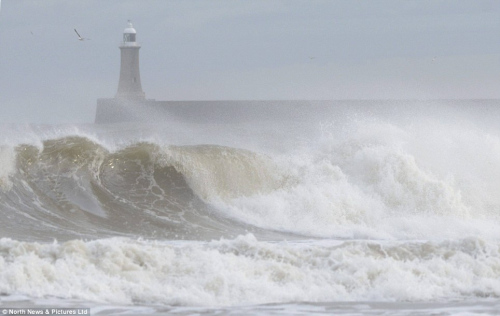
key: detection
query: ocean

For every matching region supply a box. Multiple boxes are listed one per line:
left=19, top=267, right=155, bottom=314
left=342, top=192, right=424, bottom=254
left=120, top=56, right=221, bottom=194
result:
left=1, top=100, right=500, bottom=315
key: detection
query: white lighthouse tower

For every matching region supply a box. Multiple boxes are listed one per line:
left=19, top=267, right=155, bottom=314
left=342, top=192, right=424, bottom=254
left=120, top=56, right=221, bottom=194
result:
left=116, top=21, right=146, bottom=100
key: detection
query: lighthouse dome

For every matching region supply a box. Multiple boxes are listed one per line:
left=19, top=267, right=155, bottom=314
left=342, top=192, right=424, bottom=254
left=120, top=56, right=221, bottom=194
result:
left=124, top=21, right=137, bottom=34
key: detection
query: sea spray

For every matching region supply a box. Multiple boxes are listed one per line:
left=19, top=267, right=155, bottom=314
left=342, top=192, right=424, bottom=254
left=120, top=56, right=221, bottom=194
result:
left=0, top=145, right=16, bottom=191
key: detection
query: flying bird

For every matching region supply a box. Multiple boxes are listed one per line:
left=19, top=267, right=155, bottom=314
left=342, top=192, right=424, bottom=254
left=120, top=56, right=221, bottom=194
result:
left=74, top=29, right=90, bottom=41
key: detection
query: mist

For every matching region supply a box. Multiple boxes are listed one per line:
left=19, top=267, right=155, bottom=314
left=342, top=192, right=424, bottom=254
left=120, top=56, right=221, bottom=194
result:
left=0, top=0, right=500, bottom=123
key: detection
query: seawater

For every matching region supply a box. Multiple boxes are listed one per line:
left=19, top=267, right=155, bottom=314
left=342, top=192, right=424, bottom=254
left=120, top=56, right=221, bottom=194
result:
left=1, top=100, right=500, bottom=315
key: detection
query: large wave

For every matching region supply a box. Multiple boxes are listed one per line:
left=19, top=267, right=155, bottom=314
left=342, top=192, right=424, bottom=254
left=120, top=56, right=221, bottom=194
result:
left=1, top=116, right=500, bottom=242
left=0, top=137, right=286, bottom=241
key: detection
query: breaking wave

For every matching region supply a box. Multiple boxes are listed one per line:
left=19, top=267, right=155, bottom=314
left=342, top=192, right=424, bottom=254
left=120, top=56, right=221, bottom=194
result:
left=0, top=136, right=288, bottom=241
left=2, top=111, right=500, bottom=307
left=1, top=120, right=500, bottom=242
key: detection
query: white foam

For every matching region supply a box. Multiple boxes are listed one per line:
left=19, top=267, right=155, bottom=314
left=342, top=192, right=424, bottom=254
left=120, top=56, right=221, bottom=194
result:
left=205, top=119, right=500, bottom=240
left=0, top=236, right=499, bottom=306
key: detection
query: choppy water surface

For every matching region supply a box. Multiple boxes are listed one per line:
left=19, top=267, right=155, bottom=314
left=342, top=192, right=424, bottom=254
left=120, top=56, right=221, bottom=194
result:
left=1, top=101, right=500, bottom=315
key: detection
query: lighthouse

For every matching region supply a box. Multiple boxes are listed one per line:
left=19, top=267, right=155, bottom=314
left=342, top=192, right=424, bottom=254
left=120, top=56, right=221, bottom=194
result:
left=115, top=21, right=146, bottom=100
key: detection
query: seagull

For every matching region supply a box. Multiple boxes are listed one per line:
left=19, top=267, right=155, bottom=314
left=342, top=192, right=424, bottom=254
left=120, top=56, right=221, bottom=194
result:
left=74, top=29, right=90, bottom=41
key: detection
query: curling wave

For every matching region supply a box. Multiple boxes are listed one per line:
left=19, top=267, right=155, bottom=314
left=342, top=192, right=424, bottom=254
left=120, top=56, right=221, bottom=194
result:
left=0, top=136, right=285, bottom=241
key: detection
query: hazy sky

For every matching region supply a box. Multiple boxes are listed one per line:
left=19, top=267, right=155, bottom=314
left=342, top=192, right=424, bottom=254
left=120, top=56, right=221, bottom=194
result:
left=1, top=0, right=500, bottom=123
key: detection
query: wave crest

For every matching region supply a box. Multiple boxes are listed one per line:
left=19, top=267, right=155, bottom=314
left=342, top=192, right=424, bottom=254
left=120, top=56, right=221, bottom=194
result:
left=0, top=136, right=285, bottom=241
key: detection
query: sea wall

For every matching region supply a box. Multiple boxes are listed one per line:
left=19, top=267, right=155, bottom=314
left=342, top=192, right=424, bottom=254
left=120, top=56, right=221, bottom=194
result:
left=95, top=99, right=341, bottom=124
left=95, top=98, right=500, bottom=124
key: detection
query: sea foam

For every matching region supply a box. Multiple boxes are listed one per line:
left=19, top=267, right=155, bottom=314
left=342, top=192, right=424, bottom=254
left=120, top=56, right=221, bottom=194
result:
left=0, top=235, right=499, bottom=306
